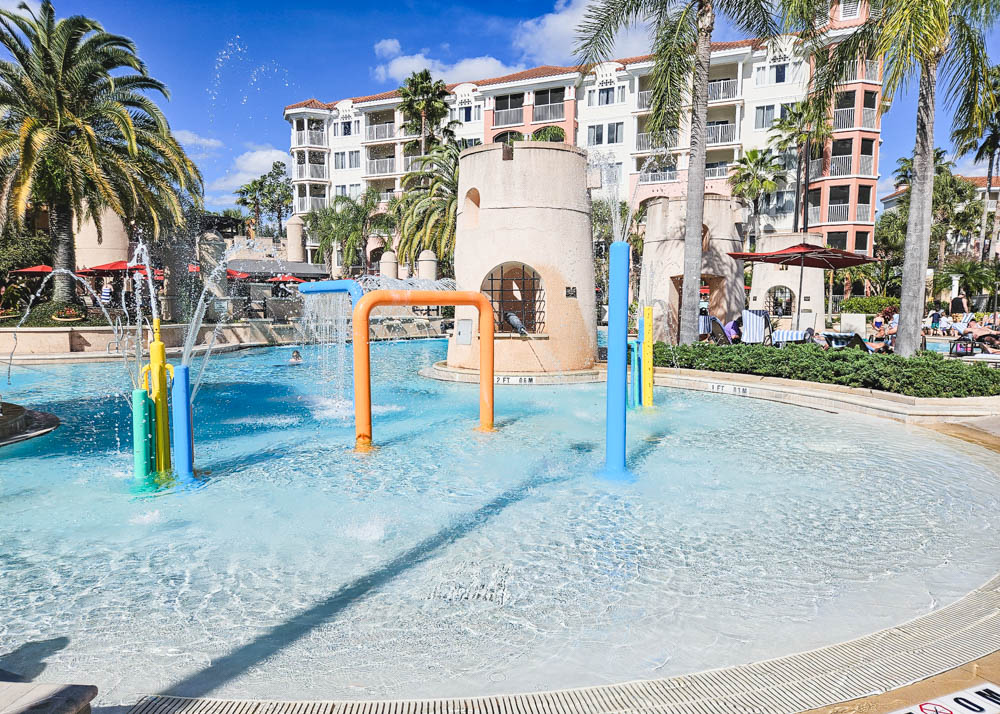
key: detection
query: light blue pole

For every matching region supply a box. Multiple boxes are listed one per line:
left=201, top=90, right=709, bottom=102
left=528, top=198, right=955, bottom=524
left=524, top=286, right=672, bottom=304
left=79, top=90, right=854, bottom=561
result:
left=297, top=279, right=363, bottom=305
left=627, top=339, right=638, bottom=409
left=171, top=365, right=195, bottom=480
left=604, top=242, right=629, bottom=477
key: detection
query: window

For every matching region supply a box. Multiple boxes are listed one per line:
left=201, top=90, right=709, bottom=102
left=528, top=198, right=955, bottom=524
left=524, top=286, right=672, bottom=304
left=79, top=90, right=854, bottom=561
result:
left=765, top=286, right=794, bottom=316
left=840, top=0, right=860, bottom=17
left=617, top=85, right=626, bottom=103
left=495, top=93, right=524, bottom=111
left=330, top=122, right=339, bottom=137
left=756, top=63, right=791, bottom=86
left=342, top=121, right=352, bottom=136
left=827, top=231, right=848, bottom=250
left=475, top=105, right=482, bottom=121
left=772, top=63, right=787, bottom=84
left=481, top=262, right=546, bottom=333
left=854, top=231, right=869, bottom=252
left=588, top=124, right=604, bottom=146
left=535, top=88, right=565, bottom=106
left=349, top=150, right=360, bottom=169
left=607, top=122, right=624, bottom=144
left=768, top=190, right=794, bottom=212
left=755, top=104, right=776, bottom=129
left=335, top=185, right=347, bottom=197
left=354, top=120, right=360, bottom=134
left=587, top=89, right=595, bottom=106
left=349, top=184, right=361, bottom=198
left=598, top=87, right=615, bottom=105
left=334, top=152, right=346, bottom=170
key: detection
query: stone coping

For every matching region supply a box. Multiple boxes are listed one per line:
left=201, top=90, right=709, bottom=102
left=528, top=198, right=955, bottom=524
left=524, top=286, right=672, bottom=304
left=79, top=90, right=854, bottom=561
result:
left=422, top=360, right=602, bottom=385
left=5, top=341, right=268, bottom=366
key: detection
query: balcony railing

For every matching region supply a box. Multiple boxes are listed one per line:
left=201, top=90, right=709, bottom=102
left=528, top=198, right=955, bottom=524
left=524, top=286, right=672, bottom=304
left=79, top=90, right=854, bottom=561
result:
left=639, top=169, right=678, bottom=184
left=808, top=206, right=821, bottom=224
left=294, top=163, right=328, bottom=180
left=830, top=154, right=852, bottom=176
left=294, top=130, right=326, bottom=146
left=377, top=190, right=399, bottom=203
left=808, top=160, right=823, bottom=179
left=494, top=107, right=523, bottom=127
left=707, top=79, right=739, bottom=101
left=533, top=103, right=564, bottom=122
left=856, top=203, right=872, bottom=221
left=864, top=60, right=879, bottom=81
left=403, top=155, right=428, bottom=172
left=705, top=164, right=729, bottom=179
left=862, top=107, right=878, bottom=128
left=859, top=154, right=875, bottom=176
left=827, top=203, right=850, bottom=222
left=635, top=130, right=678, bottom=151
left=833, top=107, right=855, bottom=130
left=707, top=123, right=736, bottom=144
left=637, top=90, right=652, bottom=110
left=840, top=60, right=880, bottom=83
left=295, top=196, right=328, bottom=213
left=365, top=123, right=395, bottom=141
left=989, top=200, right=998, bottom=212
left=366, top=158, right=396, bottom=176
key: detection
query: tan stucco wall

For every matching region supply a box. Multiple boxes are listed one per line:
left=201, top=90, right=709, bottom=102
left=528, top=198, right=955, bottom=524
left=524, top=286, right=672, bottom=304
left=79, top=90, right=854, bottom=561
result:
left=447, top=142, right=597, bottom=372
left=746, top=231, right=826, bottom=331
left=74, top=208, right=130, bottom=269
left=639, top=194, right=745, bottom=343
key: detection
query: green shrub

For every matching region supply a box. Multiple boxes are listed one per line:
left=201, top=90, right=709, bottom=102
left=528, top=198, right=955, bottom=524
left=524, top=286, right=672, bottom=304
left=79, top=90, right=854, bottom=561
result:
left=651, top=342, right=1000, bottom=398
left=840, top=296, right=900, bottom=314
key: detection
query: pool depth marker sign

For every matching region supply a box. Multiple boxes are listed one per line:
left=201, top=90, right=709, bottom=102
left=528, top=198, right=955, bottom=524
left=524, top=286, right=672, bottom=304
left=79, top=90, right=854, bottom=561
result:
left=888, top=682, right=1000, bottom=714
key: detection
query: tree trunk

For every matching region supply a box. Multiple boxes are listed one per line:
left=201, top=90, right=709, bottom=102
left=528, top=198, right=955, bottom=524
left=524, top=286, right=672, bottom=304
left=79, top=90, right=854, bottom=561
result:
left=678, top=0, right=714, bottom=344
left=802, top=136, right=812, bottom=233
left=992, top=181, right=1000, bottom=259
left=983, top=149, right=997, bottom=260
left=421, top=110, right=427, bottom=156
left=793, top=148, right=803, bottom=232
left=49, top=198, right=77, bottom=304
left=897, top=60, right=938, bottom=357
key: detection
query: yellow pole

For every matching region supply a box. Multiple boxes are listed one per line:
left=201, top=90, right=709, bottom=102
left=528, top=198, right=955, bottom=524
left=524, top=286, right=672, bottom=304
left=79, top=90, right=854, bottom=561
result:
left=147, top=318, right=173, bottom=472
left=642, top=305, right=654, bottom=407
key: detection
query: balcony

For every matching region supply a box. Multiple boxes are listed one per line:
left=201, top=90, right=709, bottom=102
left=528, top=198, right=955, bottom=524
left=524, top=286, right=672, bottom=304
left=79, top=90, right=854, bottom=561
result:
left=294, top=130, right=326, bottom=147
left=840, top=60, right=880, bottom=83
left=833, top=108, right=855, bottom=130
left=635, top=130, right=677, bottom=151
left=856, top=203, right=872, bottom=221
left=862, top=107, right=878, bottom=128
left=365, top=123, right=395, bottom=141
left=494, top=107, right=523, bottom=127
left=829, top=154, right=852, bottom=176
left=294, top=163, right=328, bottom=180
left=705, top=164, right=729, bottom=179
left=295, top=196, right=328, bottom=213
left=639, top=169, right=678, bottom=184
left=808, top=160, right=823, bottom=180
left=403, top=155, right=429, bottom=172
left=808, top=205, right=821, bottom=224
left=827, top=203, right=850, bottom=222
left=366, top=158, right=396, bottom=176
left=859, top=154, right=875, bottom=175
left=377, top=190, right=399, bottom=203
left=533, top=103, right=564, bottom=122
left=637, top=90, right=652, bottom=110
left=864, top=60, right=879, bottom=81
left=707, top=123, right=736, bottom=145
left=707, top=79, right=739, bottom=102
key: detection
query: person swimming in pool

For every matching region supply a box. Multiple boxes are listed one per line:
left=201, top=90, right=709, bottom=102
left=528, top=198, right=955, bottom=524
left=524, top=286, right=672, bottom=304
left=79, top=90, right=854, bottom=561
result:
left=289, top=350, right=303, bottom=365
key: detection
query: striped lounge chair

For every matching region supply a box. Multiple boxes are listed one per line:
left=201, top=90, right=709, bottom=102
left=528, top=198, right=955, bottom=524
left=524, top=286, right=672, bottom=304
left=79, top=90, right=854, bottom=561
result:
left=741, top=310, right=772, bottom=345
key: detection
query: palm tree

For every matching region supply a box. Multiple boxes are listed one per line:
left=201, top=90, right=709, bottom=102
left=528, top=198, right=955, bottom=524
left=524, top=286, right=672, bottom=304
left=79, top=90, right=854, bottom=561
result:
left=306, top=187, right=394, bottom=276
left=728, top=149, right=784, bottom=250
left=577, top=0, right=776, bottom=344
left=892, top=148, right=952, bottom=187
left=932, top=257, right=991, bottom=298
left=398, top=69, right=456, bottom=156
left=769, top=100, right=831, bottom=231
left=531, top=125, right=566, bottom=142
left=796, top=0, right=997, bottom=357
left=953, top=64, right=1000, bottom=261
left=397, top=142, right=460, bottom=269
left=235, top=177, right=266, bottom=237
left=0, top=1, right=201, bottom=302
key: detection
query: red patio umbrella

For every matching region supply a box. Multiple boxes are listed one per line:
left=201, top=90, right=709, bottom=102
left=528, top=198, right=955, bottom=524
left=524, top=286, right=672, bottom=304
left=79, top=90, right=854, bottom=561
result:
left=227, top=270, right=250, bottom=280
left=11, top=264, right=53, bottom=275
left=728, top=243, right=877, bottom=330
left=266, top=274, right=304, bottom=283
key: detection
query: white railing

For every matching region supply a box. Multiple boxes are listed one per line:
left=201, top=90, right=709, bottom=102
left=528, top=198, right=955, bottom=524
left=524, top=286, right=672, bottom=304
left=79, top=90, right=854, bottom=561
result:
left=808, top=205, right=821, bottom=224
left=377, top=190, right=398, bottom=203
left=294, top=163, right=328, bottom=179
left=403, top=155, right=428, bottom=172
left=639, top=170, right=678, bottom=184
left=833, top=107, right=855, bottom=129
left=830, top=154, right=852, bottom=176
left=707, top=123, right=736, bottom=144
left=827, top=203, right=850, bottom=222
left=365, top=123, right=395, bottom=141
left=864, top=60, right=879, bottom=81
left=635, top=131, right=677, bottom=151
left=840, top=0, right=860, bottom=19
left=366, top=158, right=396, bottom=175
left=637, top=90, right=652, bottom=110
left=840, top=60, right=880, bottom=83
left=705, top=164, right=729, bottom=179
left=856, top=203, right=872, bottom=221
left=809, top=160, right=823, bottom=179
left=294, top=130, right=326, bottom=146
left=859, top=154, right=875, bottom=175
left=533, top=103, right=564, bottom=122
left=494, top=107, right=523, bottom=127
left=295, top=197, right=328, bottom=213
left=862, top=107, right=878, bottom=128
left=989, top=200, right=998, bottom=211
left=707, top=79, right=739, bottom=101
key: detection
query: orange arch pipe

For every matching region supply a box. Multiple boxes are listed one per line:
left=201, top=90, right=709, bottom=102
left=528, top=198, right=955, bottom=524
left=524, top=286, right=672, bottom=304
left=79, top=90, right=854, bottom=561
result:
left=352, top=289, right=494, bottom=450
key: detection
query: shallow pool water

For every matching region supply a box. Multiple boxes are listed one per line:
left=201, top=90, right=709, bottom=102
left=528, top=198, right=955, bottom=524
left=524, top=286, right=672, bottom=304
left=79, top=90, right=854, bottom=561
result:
left=2, top=339, right=1000, bottom=705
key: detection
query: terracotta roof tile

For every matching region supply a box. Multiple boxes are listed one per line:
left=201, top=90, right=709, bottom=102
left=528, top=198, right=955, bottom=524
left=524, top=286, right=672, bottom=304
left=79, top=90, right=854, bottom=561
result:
left=283, top=98, right=329, bottom=111
left=882, top=175, right=993, bottom=204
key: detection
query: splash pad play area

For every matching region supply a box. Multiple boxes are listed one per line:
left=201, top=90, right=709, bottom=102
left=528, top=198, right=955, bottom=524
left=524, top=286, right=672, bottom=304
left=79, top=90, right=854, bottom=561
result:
left=4, top=144, right=1000, bottom=714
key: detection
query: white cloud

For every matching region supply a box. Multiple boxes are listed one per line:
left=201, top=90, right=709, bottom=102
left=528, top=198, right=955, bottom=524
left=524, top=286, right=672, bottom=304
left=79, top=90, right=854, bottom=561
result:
left=374, top=38, right=401, bottom=59
left=952, top=152, right=989, bottom=178
left=204, top=193, right=236, bottom=208
left=0, top=1, right=40, bottom=14
left=208, top=146, right=288, bottom=192
left=512, top=0, right=651, bottom=66
left=374, top=52, right=524, bottom=84
left=175, top=129, right=224, bottom=150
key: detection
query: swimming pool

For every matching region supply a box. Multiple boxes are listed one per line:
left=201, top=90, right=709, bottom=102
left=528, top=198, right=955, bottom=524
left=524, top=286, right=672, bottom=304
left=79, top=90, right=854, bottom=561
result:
left=2, top=339, right=1000, bottom=705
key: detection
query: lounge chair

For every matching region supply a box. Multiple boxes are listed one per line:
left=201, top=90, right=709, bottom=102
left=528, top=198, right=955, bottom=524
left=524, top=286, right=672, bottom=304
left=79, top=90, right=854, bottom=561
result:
left=822, top=332, right=857, bottom=349
left=771, top=328, right=814, bottom=347
left=709, top=317, right=732, bottom=345
left=741, top=309, right=772, bottom=345
left=949, top=335, right=983, bottom=356
left=697, top=314, right=712, bottom=338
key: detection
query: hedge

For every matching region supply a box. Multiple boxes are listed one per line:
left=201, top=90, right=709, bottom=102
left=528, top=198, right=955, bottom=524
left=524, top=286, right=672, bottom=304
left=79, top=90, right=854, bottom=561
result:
left=651, top=342, right=1000, bottom=398
left=840, top=296, right=900, bottom=314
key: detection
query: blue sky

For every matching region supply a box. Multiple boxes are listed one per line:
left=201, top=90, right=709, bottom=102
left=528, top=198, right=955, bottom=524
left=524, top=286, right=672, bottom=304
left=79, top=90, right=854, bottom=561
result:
left=22, top=0, right=1000, bottom=211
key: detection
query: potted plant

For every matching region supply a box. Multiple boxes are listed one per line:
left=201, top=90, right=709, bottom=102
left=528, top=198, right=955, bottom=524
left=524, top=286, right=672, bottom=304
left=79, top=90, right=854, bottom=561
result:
left=51, top=304, right=86, bottom=323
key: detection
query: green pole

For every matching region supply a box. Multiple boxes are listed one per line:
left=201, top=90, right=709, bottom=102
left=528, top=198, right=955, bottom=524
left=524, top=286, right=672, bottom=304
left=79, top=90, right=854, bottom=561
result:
left=132, top=388, right=153, bottom=480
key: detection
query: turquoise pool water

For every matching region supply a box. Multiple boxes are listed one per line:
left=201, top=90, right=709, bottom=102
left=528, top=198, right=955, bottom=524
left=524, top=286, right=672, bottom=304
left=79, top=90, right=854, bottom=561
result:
left=2, top=339, right=1000, bottom=705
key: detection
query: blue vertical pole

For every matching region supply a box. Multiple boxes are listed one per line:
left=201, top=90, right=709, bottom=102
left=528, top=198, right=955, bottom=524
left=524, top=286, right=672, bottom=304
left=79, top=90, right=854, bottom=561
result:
left=171, top=364, right=195, bottom=480
left=604, top=242, right=629, bottom=477
left=626, top=340, right=637, bottom=409
left=636, top=315, right=644, bottom=406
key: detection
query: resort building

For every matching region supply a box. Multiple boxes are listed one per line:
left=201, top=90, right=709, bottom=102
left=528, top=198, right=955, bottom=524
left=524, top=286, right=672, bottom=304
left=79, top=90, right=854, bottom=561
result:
left=284, top=0, right=882, bottom=268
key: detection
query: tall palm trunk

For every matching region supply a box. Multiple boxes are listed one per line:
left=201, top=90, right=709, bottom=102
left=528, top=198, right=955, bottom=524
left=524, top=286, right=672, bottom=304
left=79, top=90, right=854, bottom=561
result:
left=992, top=180, right=1000, bottom=260
left=792, top=149, right=803, bottom=232
left=981, top=150, right=996, bottom=261
left=678, top=0, right=713, bottom=344
left=897, top=60, right=938, bottom=357
left=49, top=197, right=77, bottom=303
left=420, top=110, right=427, bottom=156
